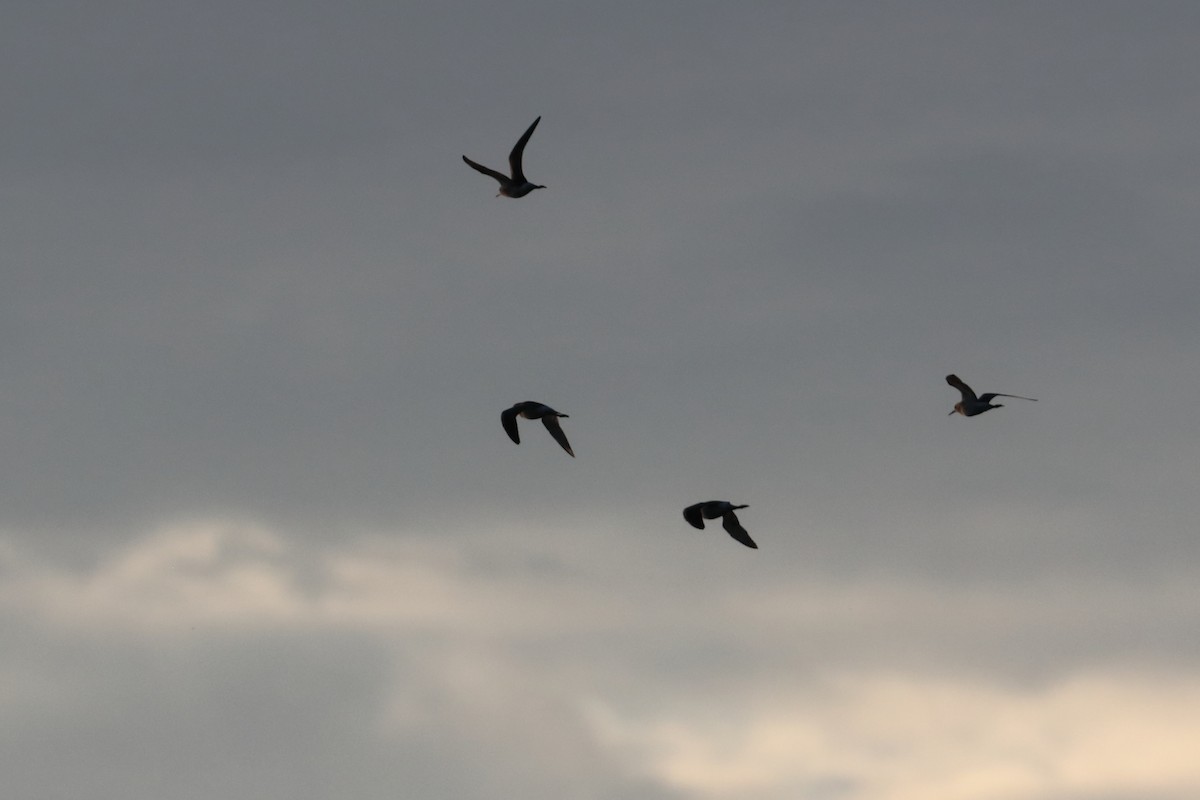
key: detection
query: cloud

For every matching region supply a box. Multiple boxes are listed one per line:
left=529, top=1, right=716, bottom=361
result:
left=1, top=519, right=298, bottom=633
left=0, top=520, right=681, bottom=800
left=2, top=519, right=1199, bottom=800
left=6, top=517, right=1199, bottom=666
left=587, top=670, right=1200, bottom=800
left=2, top=5, right=1199, bottom=800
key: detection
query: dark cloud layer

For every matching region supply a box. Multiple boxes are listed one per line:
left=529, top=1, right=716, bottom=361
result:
left=2, top=4, right=1199, bottom=799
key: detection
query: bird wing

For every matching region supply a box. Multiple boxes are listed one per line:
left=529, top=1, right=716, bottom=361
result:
left=945, top=374, right=977, bottom=402
left=682, top=503, right=706, bottom=530
left=501, top=406, right=521, bottom=444
left=463, top=155, right=510, bottom=184
left=541, top=414, right=574, bottom=457
left=982, top=392, right=1037, bottom=403
left=722, top=512, right=758, bottom=549
left=508, top=116, right=541, bottom=182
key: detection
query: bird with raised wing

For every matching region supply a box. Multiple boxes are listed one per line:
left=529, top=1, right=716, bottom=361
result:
left=682, top=501, right=756, bottom=549
left=462, top=116, right=546, bottom=198
left=501, top=401, right=574, bottom=456
left=946, top=374, right=1037, bottom=417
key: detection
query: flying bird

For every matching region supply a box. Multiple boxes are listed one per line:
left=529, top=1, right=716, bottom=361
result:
left=682, top=501, right=756, bottom=549
left=946, top=374, right=1037, bottom=417
left=501, top=401, right=574, bottom=456
left=462, top=116, right=546, bottom=198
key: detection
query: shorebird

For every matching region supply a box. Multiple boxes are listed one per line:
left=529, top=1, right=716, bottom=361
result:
left=462, top=116, right=546, bottom=198
left=682, top=501, right=756, bottom=549
left=946, top=374, right=1037, bottom=417
left=501, top=401, right=574, bottom=456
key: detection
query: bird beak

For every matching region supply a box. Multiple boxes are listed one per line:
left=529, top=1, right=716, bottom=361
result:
left=948, top=410, right=955, bottom=416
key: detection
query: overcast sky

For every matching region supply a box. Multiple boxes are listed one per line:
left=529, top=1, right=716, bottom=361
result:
left=2, top=3, right=1199, bottom=799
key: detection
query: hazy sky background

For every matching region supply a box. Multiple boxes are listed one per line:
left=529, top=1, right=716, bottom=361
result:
left=2, top=3, right=1199, bottom=799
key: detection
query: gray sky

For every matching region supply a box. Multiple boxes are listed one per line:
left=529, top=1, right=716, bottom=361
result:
left=2, top=3, right=1199, bottom=799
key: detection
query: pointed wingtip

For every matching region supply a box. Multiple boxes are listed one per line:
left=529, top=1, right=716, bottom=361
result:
left=722, top=512, right=757, bottom=549
left=501, top=407, right=521, bottom=445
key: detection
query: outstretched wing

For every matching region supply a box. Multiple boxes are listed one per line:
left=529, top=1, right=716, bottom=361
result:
left=541, top=414, right=574, bottom=457
left=682, top=503, right=706, bottom=530
left=463, top=155, right=510, bottom=184
left=508, top=116, right=541, bottom=182
left=945, top=374, right=977, bottom=402
left=722, top=512, right=758, bottom=549
left=501, top=406, right=521, bottom=444
left=981, top=392, right=1037, bottom=403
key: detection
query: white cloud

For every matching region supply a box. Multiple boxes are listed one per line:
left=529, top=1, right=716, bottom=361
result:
left=586, top=670, right=1200, bottom=800
left=2, top=519, right=1199, bottom=800
left=0, top=518, right=644, bottom=637
left=0, top=519, right=298, bottom=632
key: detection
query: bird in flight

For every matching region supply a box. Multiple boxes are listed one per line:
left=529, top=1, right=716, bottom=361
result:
left=682, top=501, right=756, bottom=549
left=501, top=401, right=574, bottom=456
left=462, top=116, right=546, bottom=198
left=946, top=374, right=1037, bottom=417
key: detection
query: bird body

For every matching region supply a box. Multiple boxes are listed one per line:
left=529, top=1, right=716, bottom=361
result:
left=462, top=116, right=546, bottom=198
left=682, top=501, right=756, bottom=549
left=501, top=401, right=574, bottom=456
left=946, top=374, right=1037, bottom=416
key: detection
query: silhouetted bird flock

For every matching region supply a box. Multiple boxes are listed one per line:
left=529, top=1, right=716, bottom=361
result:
left=468, top=118, right=1039, bottom=550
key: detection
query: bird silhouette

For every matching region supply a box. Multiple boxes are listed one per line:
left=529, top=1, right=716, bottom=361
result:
left=682, top=501, right=756, bottom=549
left=462, top=116, right=546, bottom=198
left=946, top=374, right=1037, bottom=417
left=501, top=401, right=574, bottom=456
